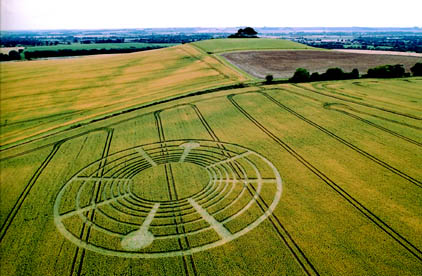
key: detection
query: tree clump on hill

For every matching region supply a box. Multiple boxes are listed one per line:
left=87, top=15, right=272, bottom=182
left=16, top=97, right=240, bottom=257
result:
left=265, top=74, right=274, bottom=83
left=289, top=68, right=310, bottom=82
left=410, top=62, right=422, bottom=76
left=364, top=64, right=407, bottom=78
left=228, top=27, right=258, bottom=38
left=323, top=67, right=345, bottom=80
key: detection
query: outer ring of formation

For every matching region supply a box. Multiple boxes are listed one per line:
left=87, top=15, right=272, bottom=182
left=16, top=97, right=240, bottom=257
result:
left=54, top=139, right=283, bottom=258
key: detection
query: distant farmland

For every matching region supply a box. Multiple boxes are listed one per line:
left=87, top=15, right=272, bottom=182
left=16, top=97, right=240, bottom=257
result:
left=0, top=39, right=421, bottom=276
left=222, top=50, right=422, bottom=79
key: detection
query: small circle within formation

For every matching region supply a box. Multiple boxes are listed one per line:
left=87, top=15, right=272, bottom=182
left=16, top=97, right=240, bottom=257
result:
left=54, top=140, right=282, bottom=258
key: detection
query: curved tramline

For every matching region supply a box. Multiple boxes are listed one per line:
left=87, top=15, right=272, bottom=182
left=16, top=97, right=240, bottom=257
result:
left=256, top=90, right=422, bottom=188
left=228, top=93, right=422, bottom=262
left=294, top=84, right=422, bottom=120
left=54, top=140, right=282, bottom=258
left=323, top=103, right=422, bottom=146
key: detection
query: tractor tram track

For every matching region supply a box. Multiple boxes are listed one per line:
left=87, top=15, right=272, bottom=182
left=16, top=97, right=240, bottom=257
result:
left=323, top=103, right=422, bottom=147
left=228, top=94, right=422, bottom=262
left=188, top=103, right=319, bottom=276
left=0, top=142, right=62, bottom=242
left=257, top=90, right=421, bottom=188
left=293, top=84, right=422, bottom=120
left=154, top=111, right=198, bottom=276
left=265, top=86, right=422, bottom=132
left=70, top=128, right=114, bottom=276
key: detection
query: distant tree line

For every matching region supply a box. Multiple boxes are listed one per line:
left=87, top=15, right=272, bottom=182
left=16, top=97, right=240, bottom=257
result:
left=0, top=37, right=42, bottom=47
left=80, top=38, right=125, bottom=44
left=131, top=34, right=215, bottom=44
left=289, top=67, right=360, bottom=82
left=0, top=46, right=171, bottom=61
left=352, top=36, right=422, bottom=53
left=285, top=62, right=422, bottom=83
left=23, top=47, right=164, bottom=59
left=298, top=36, right=422, bottom=53
left=92, top=38, right=125, bottom=44
left=1, top=34, right=215, bottom=47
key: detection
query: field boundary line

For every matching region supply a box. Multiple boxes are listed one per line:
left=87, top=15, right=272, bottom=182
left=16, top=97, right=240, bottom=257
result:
left=293, top=84, right=422, bottom=120
left=190, top=42, right=262, bottom=81
left=213, top=54, right=257, bottom=81
left=179, top=44, right=232, bottom=82
left=0, top=142, right=62, bottom=241
left=228, top=94, right=422, bottom=262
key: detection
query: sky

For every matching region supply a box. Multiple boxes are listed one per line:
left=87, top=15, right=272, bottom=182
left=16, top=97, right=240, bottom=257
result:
left=1, top=0, right=422, bottom=30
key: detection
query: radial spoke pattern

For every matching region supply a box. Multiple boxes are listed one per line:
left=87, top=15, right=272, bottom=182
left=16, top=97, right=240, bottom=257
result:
left=54, top=140, right=282, bottom=258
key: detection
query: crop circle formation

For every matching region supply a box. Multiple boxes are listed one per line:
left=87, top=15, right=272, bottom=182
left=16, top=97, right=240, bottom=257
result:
left=54, top=139, right=282, bottom=258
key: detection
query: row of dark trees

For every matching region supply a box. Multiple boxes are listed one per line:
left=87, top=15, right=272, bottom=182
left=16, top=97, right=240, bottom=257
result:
left=0, top=50, right=22, bottom=61
left=0, top=46, right=167, bottom=61
left=366, top=64, right=407, bottom=78
left=23, top=47, right=159, bottom=59
left=286, top=62, right=422, bottom=83
left=1, top=34, right=214, bottom=47
left=289, top=67, right=360, bottom=82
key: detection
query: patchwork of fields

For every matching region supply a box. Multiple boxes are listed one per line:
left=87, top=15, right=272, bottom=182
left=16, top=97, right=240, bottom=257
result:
left=0, top=39, right=421, bottom=275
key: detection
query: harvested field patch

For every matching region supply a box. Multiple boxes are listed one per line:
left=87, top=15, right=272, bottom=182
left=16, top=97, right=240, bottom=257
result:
left=221, top=50, right=422, bottom=79
left=334, top=49, right=422, bottom=57
left=0, top=47, right=24, bottom=54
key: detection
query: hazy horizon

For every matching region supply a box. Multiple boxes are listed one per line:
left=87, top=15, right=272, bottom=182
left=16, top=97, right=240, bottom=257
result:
left=2, top=0, right=422, bottom=31
left=1, top=26, right=422, bottom=32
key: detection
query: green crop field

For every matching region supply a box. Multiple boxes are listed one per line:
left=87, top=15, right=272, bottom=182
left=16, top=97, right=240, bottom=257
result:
left=0, top=39, right=421, bottom=276
left=192, top=38, right=314, bottom=53
left=24, top=43, right=178, bottom=52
